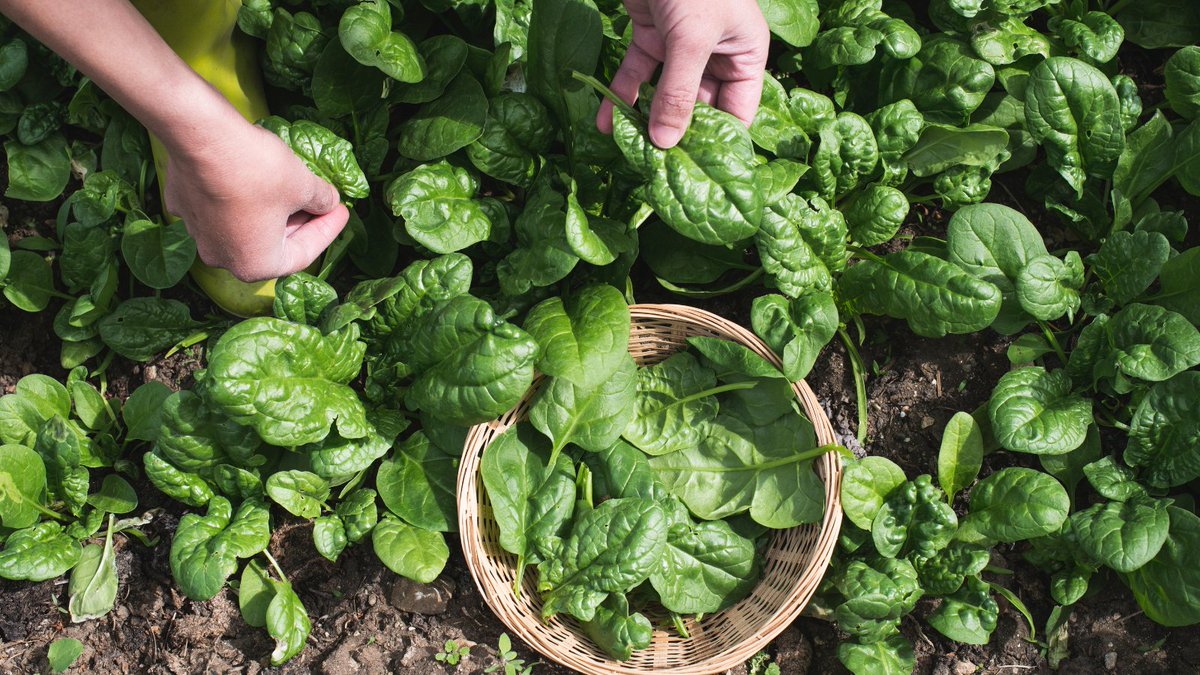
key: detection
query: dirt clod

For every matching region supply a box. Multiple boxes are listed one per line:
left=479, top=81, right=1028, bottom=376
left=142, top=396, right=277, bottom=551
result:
left=389, top=577, right=456, bottom=615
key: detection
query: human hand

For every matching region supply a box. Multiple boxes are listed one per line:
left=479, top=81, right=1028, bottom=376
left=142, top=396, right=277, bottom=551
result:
left=596, top=0, right=770, bottom=148
left=161, top=118, right=348, bottom=283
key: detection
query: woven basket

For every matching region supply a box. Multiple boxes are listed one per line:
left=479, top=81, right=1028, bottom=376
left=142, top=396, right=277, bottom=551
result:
left=457, top=304, right=843, bottom=674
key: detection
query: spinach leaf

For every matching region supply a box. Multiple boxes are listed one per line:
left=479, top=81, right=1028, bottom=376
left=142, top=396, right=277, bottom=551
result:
left=1124, top=372, right=1200, bottom=488
left=840, top=250, right=1002, bottom=338
left=466, top=92, right=554, bottom=188
left=963, top=467, right=1069, bottom=543
left=169, top=497, right=270, bottom=600
left=1015, top=253, right=1083, bottom=322
left=622, top=352, right=725, bottom=456
left=1072, top=497, right=1170, bottom=573
left=523, top=284, right=630, bottom=390
left=395, top=72, right=488, bottom=162
left=98, top=298, right=205, bottom=362
left=1125, top=506, right=1200, bottom=626
left=402, top=295, right=539, bottom=425
left=265, top=470, right=330, bottom=519
left=266, top=580, right=311, bottom=665
left=580, top=594, right=652, bottom=661
left=1091, top=231, right=1171, bottom=307
left=377, top=431, right=458, bottom=532
left=259, top=116, right=369, bottom=199
left=837, top=633, right=914, bottom=675
left=205, top=318, right=369, bottom=446
left=843, top=184, right=909, bottom=247
left=385, top=161, right=491, bottom=253
left=841, top=455, right=906, bottom=531
left=613, top=104, right=763, bottom=246
left=529, top=354, right=638, bottom=457
left=927, top=576, right=998, bottom=644
left=757, top=0, right=819, bottom=47
left=0, top=522, right=81, bottom=582
left=988, top=367, right=1092, bottom=455
left=872, top=474, right=957, bottom=559
left=143, top=451, right=213, bottom=508
left=938, top=411, right=984, bottom=503
left=538, top=497, right=667, bottom=622
left=1166, top=46, right=1200, bottom=119
left=68, top=516, right=117, bottom=622
left=481, top=425, right=575, bottom=581
left=755, top=195, right=847, bottom=298
left=649, top=517, right=759, bottom=614
left=650, top=414, right=826, bottom=527
left=751, top=292, right=839, bottom=381
left=371, top=515, right=448, bottom=583
left=120, top=218, right=196, bottom=290
left=4, top=133, right=71, bottom=201
left=338, top=0, right=423, bottom=82
left=0, top=444, right=48, bottom=529
left=1024, top=57, right=1125, bottom=195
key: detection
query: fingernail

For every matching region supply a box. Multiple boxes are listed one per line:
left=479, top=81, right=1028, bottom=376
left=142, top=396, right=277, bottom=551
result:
left=650, top=125, right=684, bottom=149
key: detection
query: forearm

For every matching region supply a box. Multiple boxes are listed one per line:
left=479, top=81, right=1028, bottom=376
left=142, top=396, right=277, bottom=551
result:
left=0, top=0, right=243, bottom=159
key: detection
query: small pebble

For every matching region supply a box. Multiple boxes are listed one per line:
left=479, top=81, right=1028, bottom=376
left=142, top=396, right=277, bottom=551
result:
left=953, top=660, right=977, bottom=675
left=368, top=594, right=377, bottom=607
left=899, top=411, right=907, bottom=418
left=1104, top=652, right=1117, bottom=670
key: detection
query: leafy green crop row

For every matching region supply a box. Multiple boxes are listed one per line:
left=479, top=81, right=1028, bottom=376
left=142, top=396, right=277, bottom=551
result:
left=1, top=0, right=1199, bottom=670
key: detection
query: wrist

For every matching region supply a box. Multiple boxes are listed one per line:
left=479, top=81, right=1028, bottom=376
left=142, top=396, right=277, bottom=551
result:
left=151, top=73, right=252, bottom=166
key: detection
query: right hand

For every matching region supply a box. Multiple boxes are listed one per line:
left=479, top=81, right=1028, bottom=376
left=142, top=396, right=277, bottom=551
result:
left=162, top=119, right=348, bottom=283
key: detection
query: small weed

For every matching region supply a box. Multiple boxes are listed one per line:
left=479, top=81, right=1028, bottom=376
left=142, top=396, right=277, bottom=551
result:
left=485, top=633, right=534, bottom=675
left=436, top=639, right=471, bottom=667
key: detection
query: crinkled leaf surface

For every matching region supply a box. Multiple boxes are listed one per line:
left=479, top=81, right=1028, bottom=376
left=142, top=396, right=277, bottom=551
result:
left=988, top=368, right=1092, bottom=455
left=1072, top=497, right=1170, bottom=573
left=529, top=355, right=637, bottom=456
left=523, top=284, right=630, bottom=390
left=963, top=467, right=1070, bottom=542
left=385, top=161, right=491, bottom=253
left=1124, top=372, right=1200, bottom=488
left=168, top=497, right=270, bottom=600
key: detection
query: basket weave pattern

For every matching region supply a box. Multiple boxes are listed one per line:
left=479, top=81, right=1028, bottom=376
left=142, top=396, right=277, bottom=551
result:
left=458, top=305, right=843, bottom=674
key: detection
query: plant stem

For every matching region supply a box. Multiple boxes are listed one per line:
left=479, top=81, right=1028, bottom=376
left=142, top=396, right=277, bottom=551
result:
left=263, top=549, right=287, bottom=582
left=838, top=327, right=870, bottom=445
left=571, top=71, right=642, bottom=123
left=1037, top=321, right=1069, bottom=365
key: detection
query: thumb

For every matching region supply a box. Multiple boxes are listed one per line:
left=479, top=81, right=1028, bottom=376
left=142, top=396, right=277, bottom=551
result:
left=300, top=172, right=341, bottom=215
left=280, top=204, right=349, bottom=275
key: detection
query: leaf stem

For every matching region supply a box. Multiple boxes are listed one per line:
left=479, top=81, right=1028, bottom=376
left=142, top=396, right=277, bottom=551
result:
left=570, top=71, right=642, bottom=124
left=837, top=327, right=870, bottom=445
left=263, top=549, right=288, bottom=582
left=1037, top=321, right=1069, bottom=365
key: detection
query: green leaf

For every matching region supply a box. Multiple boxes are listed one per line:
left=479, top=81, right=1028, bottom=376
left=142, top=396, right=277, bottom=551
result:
left=649, top=518, right=759, bottom=614
left=119, top=382, right=170, bottom=444
left=1166, top=46, right=1200, bottom=119
left=751, top=292, right=838, bottom=381
left=946, top=203, right=1049, bottom=334
left=881, top=37, right=994, bottom=124
left=371, top=515, right=448, bottom=583
left=0, top=374, right=69, bottom=446
left=304, top=416, right=395, bottom=481
left=523, top=285, right=630, bottom=390
left=402, top=295, right=539, bottom=425
left=377, top=431, right=459, bottom=532
left=1050, top=12, right=1125, bottom=64
left=840, top=455, right=906, bottom=531
left=273, top=273, right=338, bottom=326
left=205, top=318, right=368, bottom=446
left=87, top=475, right=137, bottom=514
left=385, top=161, right=491, bottom=253
left=529, top=355, right=638, bottom=456
left=650, top=414, right=826, bottom=527
left=266, top=471, right=330, bottom=519
left=837, top=634, right=914, bottom=675
left=810, top=112, right=880, bottom=200
left=313, top=515, right=347, bottom=562
left=1024, top=57, right=1125, bottom=195
left=872, top=474, right=957, bottom=558
left=143, top=451, right=213, bottom=508
left=622, top=352, right=721, bottom=456
left=580, top=594, right=652, bottom=662
left=68, top=517, right=117, bottom=622
left=613, top=104, right=763, bottom=246
left=1016, top=253, right=1084, bottom=322
left=169, top=497, right=270, bottom=600
left=395, top=72, right=488, bottom=162
left=840, top=250, right=1002, bottom=338
left=480, top=424, right=575, bottom=580
left=1092, top=230, right=1171, bottom=306
left=335, top=488, right=379, bottom=543
left=4, top=133, right=71, bottom=201
left=1124, top=372, right=1200, bottom=489
left=687, top=337, right=785, bottom=381
left=988, top=368, right=1092, bottom=455
left=0, top=444, right=47, bottom=529
left=755, top=195, right=847, bottom=298
left=47, top=638, right=84, bottom=674
left=903, top=124, right=1009, bottom=177
left=465, top=92, right=554, bottom=188
left=1125, top=506, right=1200, bottom=626
left=539, top=497, right=667, bottom=622
left=0, top=522, right=82, bottom=582
left=35, top=416, right=89, bottom=516
left=1153, top=248, right=1200, bottom=325
left=938, top=412, right=984, bottom=503
left=1102, top=304, right=1200, bottom=383
left=927, top=576, right=998, bottom=644
left=963, top=468, right=1070, bottom=543
left=1115, top=0, right=1200, bottom=50
left=3, top=250, right=55, bottom=312
left=1073, top=497, right=1170, bottom=573
left=338, top=0, right=423, bottom=82
left=120, top=218, right=196, bottom=290
left=756, top=0, right=818, bottom=47
left=392, top=35, right=468, bottom=104
left=98, top=298, right=204, bottom=362
left=259, top=116, right=369, bottom=199
left=238, top=559, right=275, bottom=628
left=844, top=184, right=909, bottom=247
left=266, top=580, right=311, bottom=665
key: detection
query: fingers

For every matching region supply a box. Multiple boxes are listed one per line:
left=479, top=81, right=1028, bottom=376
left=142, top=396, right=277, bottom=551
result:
left=279, top=204, right=349, bottom=278
left=699, top=75, right=721, bottom=107
left=649, top=32, right=715, bottom=148
left=299, top=170, right=341, bottom=215
left=717, top=75, right=764, bottom=127
left=597, top=42, right=660, bottom=134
